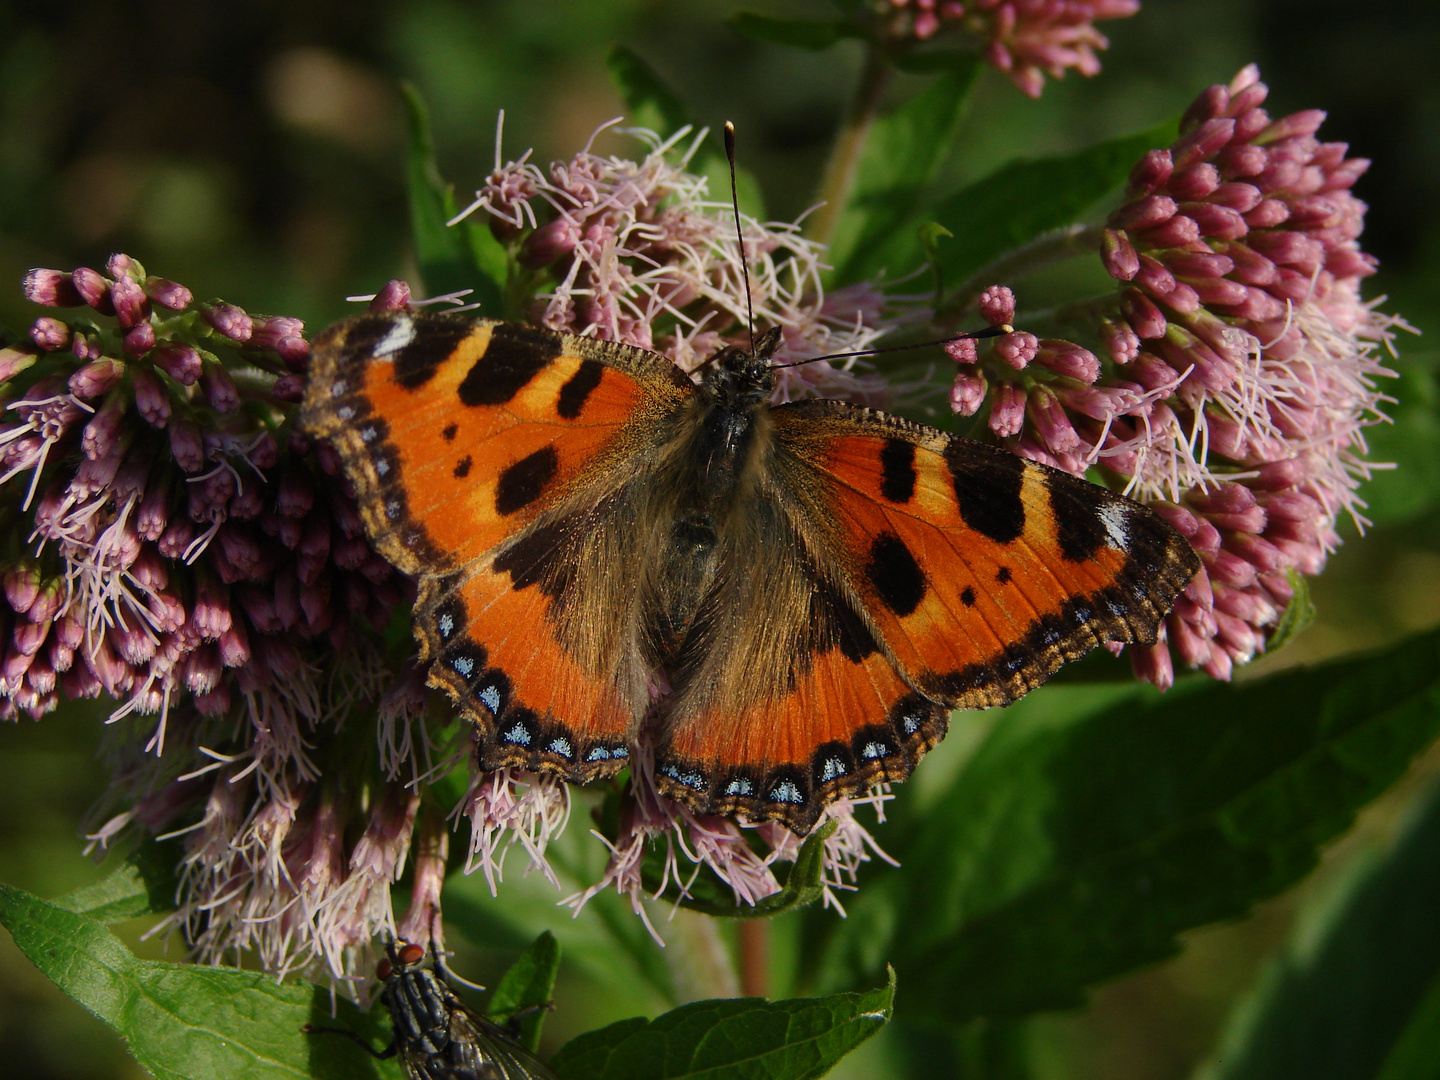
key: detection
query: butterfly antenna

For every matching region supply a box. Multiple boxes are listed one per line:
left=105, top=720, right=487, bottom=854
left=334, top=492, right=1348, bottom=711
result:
left=724, top=121, right=757, bottom=357
left=773, top=324, right=1015, bottom=369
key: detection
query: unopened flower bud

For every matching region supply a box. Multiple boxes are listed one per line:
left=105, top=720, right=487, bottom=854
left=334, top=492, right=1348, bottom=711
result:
left=144, top=277, right=193, bottom=310
left=30, top=317, right=71, bottom=351
left=369, top=280, right=411, bottom=312
left=201, top=301, right=253, bottom=343
left=72, top=267, right=115, bottom=314
left=24, top=268, right=83, bottom=307
left=151, top=342, right=203, bottom=385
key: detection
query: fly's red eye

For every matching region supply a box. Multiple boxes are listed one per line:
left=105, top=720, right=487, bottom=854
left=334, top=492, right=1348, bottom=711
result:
left=398, top=943, right=426, bottom=965
left=376, top=958, right=393, bottom=980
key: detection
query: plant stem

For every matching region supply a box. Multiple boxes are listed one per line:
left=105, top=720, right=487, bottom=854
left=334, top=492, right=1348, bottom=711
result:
left=807, top=45, right=892, bottom=247
left=737, top=920, right=769, bottom=998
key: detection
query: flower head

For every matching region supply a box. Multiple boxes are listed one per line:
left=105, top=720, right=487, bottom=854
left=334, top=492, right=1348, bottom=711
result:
left=949, top=66, right=1403, bottom=684
left=455, top=120, right=910, bottom=406
left=877, top=0, right=1141, bottom=97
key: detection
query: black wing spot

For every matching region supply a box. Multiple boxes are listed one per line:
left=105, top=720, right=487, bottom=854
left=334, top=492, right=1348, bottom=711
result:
left=1049, top=472, right=1108, bottom=562
left=393, top=318, right=473, bottom=390
left=453, top=455, right=472, bottom=478
left=557, top=358, right=605, bottom=420
left=879, top=438, right=917, bottom=504
left=495, top=445, right=559, bottom=515
left=441, top=423, right=458, bottom=441
left=458, top=324, right=558, bottom=407
left=960, top=586, right=977, bottom=607
left=996, top=566, right=1013, bottom=584
left=867, top=532, right=927, bottom=617
left=945, top=439, right=1026, bottom=544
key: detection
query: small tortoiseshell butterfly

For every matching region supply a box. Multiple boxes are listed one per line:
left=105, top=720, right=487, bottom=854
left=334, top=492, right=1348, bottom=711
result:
left=305, top=938, right=557, bottom=1080
left=301, top=312, right=1199, bottom=832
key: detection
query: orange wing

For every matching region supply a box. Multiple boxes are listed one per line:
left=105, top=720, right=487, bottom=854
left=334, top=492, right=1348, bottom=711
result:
left=302, top=312, right=693, bottom=779
left=653, top=400, right=1199, bottom=832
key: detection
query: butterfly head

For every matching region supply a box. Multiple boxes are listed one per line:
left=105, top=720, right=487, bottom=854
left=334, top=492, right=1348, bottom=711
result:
left=699, top=324, right=782, bottom=408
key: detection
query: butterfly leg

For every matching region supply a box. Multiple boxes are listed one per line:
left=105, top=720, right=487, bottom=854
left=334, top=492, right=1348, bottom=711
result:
left=300, top=1023, right=398, bottom=1059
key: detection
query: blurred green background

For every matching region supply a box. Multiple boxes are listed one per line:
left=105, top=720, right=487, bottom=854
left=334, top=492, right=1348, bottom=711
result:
left=1, top=1, right=1436, bottom=1078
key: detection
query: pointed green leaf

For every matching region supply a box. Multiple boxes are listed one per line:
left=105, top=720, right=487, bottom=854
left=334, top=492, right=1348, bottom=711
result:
left=401, top=82, right=506, bottom=314
left=840, top=628, right=1440, bottom=1022
left=1266, top=568, right=1317, bottom=654
left=827, top=62, right=980, bottom=285
left=52, top=864, right=156, bottom=924
left=487, top=931, right=561, bottom=1052
left=0, top=883, right=399, bottom=1079
left=1199, top=779, right=1440, bottom=1080
left=549, top=970, right=894, bottom=1080
left=927, top=119, right=1177, bottom=291
left=725, top=13, right=857, bottom=50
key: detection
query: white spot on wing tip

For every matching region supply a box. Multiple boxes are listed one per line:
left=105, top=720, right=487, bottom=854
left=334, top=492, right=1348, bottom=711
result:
left=1099, top=502, right=1131, bottom=550
left=374, top=315, right=416, bottom=357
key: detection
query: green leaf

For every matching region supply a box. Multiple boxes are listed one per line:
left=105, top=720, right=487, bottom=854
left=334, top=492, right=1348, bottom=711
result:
left=605, top=47, right=693, bottom=143
left=604, top=47, right=764, bottom=218
left=1266, top=568, right=1317, bottom=654
left=827, top=62, right=980, bottom=285
left=0, top=882, right=399, bottom=1079
left=52, top=863, right=157, bottom=924
left=487, top=931, right=561, bottom=1053
left=842, top=628, right=1440, bottom=1023
left=1198, top=778, right=1440, bottom=1080
left=548, top=970, right=894, bottom=1080
left=725, top=13, right=857, bottom=50
left=400, top=82, right=506, bottom=314
left=927, top=119, right=1178, bottom=292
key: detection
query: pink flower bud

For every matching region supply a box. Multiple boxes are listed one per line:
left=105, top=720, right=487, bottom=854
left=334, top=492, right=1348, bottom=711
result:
left=1136, top=214, right=1202, bottom=248
left=1134, top=254, right=1177, bottom=296
left=944, top=336, right=979, bottom=363
left=130, top=367, right=172, bottom=428
left=110, top=275, right=149, bottom=329
left=950, top=369, right=986, bottom=415
left=369, top=280, right=411, bottom=312
left=1217, top=144, right=1267, bottom=178
left=1099, top=318, right=1140, bottom=364
left=994, top=330, right=1038, bottom=369
left=24, top=268, right=83, bottom=307
left=123, top=322, right=157, bottom=357
left=200, top=362, right=242, bottom=413
left=1169, top=163, right=1220, bottom=201
left=144, top=277, right=193, bottom=310
left=1101, top=228, right=1140, bottom=281
left=1120, top=288, right=1167, bottom=339
left=1036, top=340, right=1100, bottom=383
left=168, top=419, right=205, bottom=472
left=277, top=336, right=310, bottom=368
left=1127, top=149, right=1173, bottom=194
left=30, top=317, right=71, bottom=351
left=1185, top=201, right=1248, bottom=240
left=150, top=341, right=203, bottom=385
left=978, top=285, right=1016, bottom=327
left=250, top=430, right=279, bottom=469
left=4, top=566, right=40, bottom=614
left=249, top=316, right=306, bottom=352
left=68, top=357, right=124, bottom=399
left=1027, top=386, right=1080, bottom=453
left=989, top=383, right=1027, bottom=438
left=201, top=302, right=253, bottom=343
left=1172, top=118, right=1236, bottom=171
left=72, top=267, right=115, bottom=314
left=1180, top=85, right=1229, bottom=132
left=1232, top=107, right=1271, bottom=143
left=1110, top=193, right=1177, bottom=232
left=218, top=619, right=251, bottom=668
left=520, top=217, right=581, bottom=268
left=82, top=394, right=127, bottom=461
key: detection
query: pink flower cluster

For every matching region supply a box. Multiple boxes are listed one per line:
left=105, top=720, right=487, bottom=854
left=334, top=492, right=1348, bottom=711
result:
left=950, top=66, right=1401, bottom=684
left=457, top=121, right=908, bottom=406
left=880, top=0, right=1141, bottom=97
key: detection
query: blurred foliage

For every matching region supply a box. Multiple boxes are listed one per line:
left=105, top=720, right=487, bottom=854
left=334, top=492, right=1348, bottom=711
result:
left=1, top=1, right=1437, bottom=1079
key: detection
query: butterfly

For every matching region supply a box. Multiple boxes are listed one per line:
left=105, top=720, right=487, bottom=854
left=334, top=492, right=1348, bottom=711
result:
left=301, top=311, right=1200, bottom=833
left=304, top=938, right=558, bottom=1080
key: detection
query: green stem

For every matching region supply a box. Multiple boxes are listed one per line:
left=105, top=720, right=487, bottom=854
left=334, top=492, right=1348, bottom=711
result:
left=936, top=223, right=1104, bottom=330
left=806, top=45, right=892, bottom=247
